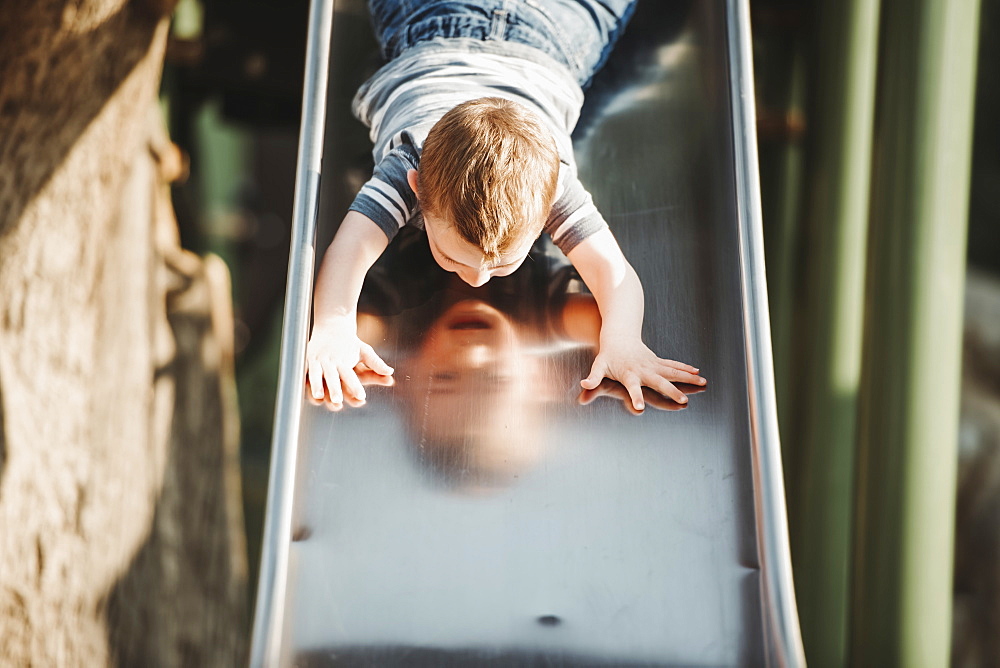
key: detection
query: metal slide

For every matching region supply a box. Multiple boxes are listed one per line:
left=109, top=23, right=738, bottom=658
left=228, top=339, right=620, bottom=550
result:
left=251, top=0, right=805, bottom=665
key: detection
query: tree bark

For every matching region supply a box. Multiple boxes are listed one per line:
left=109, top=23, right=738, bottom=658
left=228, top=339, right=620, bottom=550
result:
left=0, top=1, right=247, bottom=665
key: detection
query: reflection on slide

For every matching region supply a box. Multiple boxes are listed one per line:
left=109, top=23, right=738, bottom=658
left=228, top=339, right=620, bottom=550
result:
left=308, top=238, right=706, bottom=492
left=398, top=298, right=554, bottom=489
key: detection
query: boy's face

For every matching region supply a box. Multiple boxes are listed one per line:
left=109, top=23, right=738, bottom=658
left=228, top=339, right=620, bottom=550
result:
left=423, top=215, right=535, bottom=287
left=407, top=168, right=535, bottom=287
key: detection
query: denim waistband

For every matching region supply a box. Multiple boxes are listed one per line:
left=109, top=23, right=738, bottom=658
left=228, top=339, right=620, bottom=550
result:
left=370, top=0, right=637, bottom=89
left=392, top=13, right=584, bottom=82
left=380, top=35, right=578, bottom=85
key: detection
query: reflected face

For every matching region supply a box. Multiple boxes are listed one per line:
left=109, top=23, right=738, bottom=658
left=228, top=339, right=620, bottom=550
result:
left=419, top=300, right=518, bottom=370
left=423, top=215, right=535, bottom=288
left=410, top=301, right=526, bottom=417
left=403, top=300, right=543, bottom=486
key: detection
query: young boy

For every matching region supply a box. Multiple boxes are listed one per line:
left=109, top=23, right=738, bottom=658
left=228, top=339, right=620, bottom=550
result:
left=307, top=0, right=706, bottom=412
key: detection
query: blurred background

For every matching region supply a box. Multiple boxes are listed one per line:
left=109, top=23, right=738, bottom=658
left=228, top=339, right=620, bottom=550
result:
left=160, top=0, right=998, bottom=663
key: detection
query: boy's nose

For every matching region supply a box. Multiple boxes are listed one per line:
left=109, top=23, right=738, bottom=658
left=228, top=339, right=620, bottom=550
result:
left=463, top=268, right=491, bottom=287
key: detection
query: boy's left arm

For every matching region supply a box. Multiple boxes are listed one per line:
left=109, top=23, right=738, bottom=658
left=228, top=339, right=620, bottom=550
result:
left=567, top=228, right=706, bottom=410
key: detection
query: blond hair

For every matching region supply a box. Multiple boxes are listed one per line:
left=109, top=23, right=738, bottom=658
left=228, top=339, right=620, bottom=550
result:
left=418, top=97, right=560, bottom=262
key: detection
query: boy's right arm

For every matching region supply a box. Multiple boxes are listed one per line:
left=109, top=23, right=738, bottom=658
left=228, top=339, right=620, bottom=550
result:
left=307, top=210, right=393, bottom=406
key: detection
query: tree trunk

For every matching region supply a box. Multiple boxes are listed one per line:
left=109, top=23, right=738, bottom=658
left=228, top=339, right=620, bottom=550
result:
left=0, top=1, right=247, bottom=665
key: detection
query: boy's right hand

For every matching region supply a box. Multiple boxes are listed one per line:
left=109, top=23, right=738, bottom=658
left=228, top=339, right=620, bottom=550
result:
left=306, top=315, right=394, bottom=406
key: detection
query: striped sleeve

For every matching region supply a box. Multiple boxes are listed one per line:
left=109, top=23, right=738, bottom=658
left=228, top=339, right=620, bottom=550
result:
left=544, top=170, right=609, bottom=255
left=348, top=141, right=420, bottom=241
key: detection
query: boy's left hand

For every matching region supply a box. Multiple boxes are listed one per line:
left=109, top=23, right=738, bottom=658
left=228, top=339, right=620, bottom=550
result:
left=581, top=338, right=706, bottom=411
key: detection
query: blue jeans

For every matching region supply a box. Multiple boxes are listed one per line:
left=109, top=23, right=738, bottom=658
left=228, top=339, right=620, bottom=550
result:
left=368, top=0, right=638, bottom=88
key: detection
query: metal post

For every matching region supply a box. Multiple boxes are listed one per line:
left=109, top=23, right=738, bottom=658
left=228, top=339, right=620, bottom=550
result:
left=787, top=0, right=880, bottom=664
left=249, top=0, right=335, bottom=665
left=850, top=0, right=981, bottom=663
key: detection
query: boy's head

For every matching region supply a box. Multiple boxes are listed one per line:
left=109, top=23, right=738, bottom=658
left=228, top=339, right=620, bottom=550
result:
left=407, top=97, right=560, bottom=286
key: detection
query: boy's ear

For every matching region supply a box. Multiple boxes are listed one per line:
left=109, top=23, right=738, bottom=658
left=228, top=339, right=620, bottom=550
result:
left=406, top=169, right=419, bottom=196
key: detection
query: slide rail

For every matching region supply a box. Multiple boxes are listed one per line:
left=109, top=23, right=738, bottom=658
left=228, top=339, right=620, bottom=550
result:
left=248, top=0, right=335, bottom=665
left=725, top=0, right=806, bottom=665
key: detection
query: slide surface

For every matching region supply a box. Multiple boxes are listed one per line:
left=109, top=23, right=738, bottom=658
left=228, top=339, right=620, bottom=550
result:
left=251, top=1, right=804, bottom=666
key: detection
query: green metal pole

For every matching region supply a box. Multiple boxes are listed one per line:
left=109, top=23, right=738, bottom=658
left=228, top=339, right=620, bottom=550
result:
left=850, top=0, right=981, bottom=664
left=786, top=0, right=880, bottom=665
left=752, top=8, right=808, bottom=472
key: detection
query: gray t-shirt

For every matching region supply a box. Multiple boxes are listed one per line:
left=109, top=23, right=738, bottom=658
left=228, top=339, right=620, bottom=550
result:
left=348, top=38, right=608, bottom=255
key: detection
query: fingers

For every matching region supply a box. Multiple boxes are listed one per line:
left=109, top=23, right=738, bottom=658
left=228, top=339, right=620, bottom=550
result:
left=662, top=359, right=700, bottom=375
left=338, top=364, right=366, bottom=402
left=578, top=381, right=687, bottom=413
left=305, top=358, right=345, bottom=410
left=577, top=381, right=640, bottom=414
left=305, top=338, right=392, bottom=410
left=580, top=358, right=608, bottom=390
left=342, top=393, right=367, bottom=408
left=660, top=359, right=706, bottom=384
left=577, top=388, right=598, bottom=405
left=622, top=373, right=645, bottom=411
left=643, top=389, right=687, bottom=411
left=339, top=367, right=396, bottom=405
left=322, top=359, right=344, bottom=405
left=658, top=361, right=706, bottom=386
left=649, top=376, right=687, bottom=405
left=307, top=359, right=326, bottom=400
left=355, top=368, right=396, bottom=387
left=359, top=343, right=394, bottom=376
left=306, top=362, right=395, bottom=412
left=676, top=383, right=708, bottom=396
left=597, top=377, right=646, bottom=415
